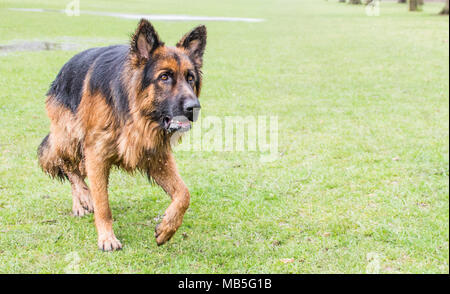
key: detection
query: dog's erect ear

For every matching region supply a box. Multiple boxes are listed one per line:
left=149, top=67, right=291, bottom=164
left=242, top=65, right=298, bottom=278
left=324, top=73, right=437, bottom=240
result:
left=131, top=19, right=163, bottom=61
left=176, top=25, right=207, bottom=68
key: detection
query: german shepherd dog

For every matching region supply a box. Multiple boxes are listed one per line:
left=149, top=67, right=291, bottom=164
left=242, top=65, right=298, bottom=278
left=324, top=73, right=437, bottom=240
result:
left=37, top=19, right=206, bottom=251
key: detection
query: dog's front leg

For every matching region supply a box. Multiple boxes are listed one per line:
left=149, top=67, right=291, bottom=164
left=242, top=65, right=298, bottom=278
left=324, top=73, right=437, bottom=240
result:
left=150, top=154, right=190, bottom=245
left=85, top=149, right=122, bottom=251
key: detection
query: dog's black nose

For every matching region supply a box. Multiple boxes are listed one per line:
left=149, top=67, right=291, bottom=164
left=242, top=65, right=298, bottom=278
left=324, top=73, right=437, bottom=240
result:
left=183, top=98, right=201, bottom=121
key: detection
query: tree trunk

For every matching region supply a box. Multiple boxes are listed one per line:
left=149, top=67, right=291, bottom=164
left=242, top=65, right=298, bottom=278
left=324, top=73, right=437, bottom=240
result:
left=339, top=0, right=346, bottom=3
left=409, top=0, right=418, bottom=11
left=441, top=0, right=449, bottom=15
left=349, top=0, right=362, bottom=4
left=398, top=0, right=406, bottom=3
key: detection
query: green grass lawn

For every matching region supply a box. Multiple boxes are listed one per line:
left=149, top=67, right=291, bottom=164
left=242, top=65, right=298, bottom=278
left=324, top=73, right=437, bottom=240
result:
left=0, top=0, right=448, bottom=273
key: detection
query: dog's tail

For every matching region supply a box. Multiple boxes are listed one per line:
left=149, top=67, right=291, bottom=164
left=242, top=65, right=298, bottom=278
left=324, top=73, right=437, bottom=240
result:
left=37, top=133, right=67, bottom=181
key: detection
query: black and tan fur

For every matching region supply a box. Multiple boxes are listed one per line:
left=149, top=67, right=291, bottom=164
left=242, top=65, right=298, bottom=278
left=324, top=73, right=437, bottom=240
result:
left=38, top=19, right=206, bottom=251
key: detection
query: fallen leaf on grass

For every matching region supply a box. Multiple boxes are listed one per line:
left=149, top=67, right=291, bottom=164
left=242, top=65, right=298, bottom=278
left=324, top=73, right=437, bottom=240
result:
left=272, top=240, right=281, bottom=246
left=280, top=258, right=295, bottom=264
left=417, top=202, right=429, bottom=208
left=40, top=219, right=56, bottom=224
left=134, top=222, right=152, bottom=227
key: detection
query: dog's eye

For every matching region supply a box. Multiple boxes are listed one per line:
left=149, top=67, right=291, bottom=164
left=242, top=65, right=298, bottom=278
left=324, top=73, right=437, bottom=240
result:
left=159, top=74, right=169, bottom=81
left=159, top=72, right=172, bottom=82
left=187, top=74, right=194, bottom=83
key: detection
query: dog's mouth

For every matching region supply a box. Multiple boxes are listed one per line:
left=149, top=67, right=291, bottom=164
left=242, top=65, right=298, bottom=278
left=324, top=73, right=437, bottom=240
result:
left=163, top=116, right=191, bottom=133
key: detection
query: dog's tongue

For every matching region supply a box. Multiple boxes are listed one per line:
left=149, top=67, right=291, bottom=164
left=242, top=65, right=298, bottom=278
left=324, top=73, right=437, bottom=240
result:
left=168, top=118, right=191, bottom=132
left=172, top=120, right=190, bottom=128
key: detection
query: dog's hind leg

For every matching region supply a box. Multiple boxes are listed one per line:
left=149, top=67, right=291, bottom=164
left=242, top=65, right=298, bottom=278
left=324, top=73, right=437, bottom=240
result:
left=38, top=133, right=67, bottom=181
left=65, top=169, right=94, bottom=217
left=84, top=148, right=122, bottom=251
left=38, top=131, right=93, bottom=216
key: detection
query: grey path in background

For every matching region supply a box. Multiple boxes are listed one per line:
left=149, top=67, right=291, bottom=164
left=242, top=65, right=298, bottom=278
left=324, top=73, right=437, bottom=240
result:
left=9, top=8, right=264, bottom=22
left=0, top=41, right=79, bottom=55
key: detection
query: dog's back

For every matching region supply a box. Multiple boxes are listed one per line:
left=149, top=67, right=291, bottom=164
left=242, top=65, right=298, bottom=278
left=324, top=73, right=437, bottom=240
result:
left=47, top=45, right=129, bottom=116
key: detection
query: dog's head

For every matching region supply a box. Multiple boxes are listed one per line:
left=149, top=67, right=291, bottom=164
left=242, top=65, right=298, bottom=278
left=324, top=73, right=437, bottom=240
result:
left=130, top=19, right=206, bottom=134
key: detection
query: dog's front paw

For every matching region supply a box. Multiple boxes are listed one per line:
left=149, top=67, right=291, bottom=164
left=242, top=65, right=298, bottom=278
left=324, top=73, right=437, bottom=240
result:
left=98, top=234, right=122, bottom=251
left=155, top=221, right=177, bottom=246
